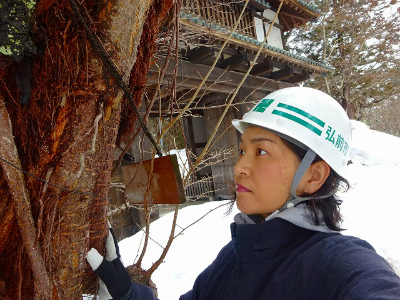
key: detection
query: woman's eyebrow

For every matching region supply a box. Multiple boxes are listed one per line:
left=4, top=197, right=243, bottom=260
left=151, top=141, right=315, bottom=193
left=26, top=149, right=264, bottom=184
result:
left=239, top=136, right=275, bottom=144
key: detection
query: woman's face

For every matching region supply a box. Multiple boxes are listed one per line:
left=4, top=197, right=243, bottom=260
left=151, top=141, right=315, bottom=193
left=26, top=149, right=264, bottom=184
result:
left=233, top=126, right=301, bottom=218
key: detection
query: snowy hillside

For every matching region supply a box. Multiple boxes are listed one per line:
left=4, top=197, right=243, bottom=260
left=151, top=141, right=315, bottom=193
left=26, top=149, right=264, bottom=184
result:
left=118, top=120, right=400, bottom=300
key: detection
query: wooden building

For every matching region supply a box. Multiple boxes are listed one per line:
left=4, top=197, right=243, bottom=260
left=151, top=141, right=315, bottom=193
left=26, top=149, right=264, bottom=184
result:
left=146, top=0, right=331, bottom=197
left=111, top=0, right=331, bottom=239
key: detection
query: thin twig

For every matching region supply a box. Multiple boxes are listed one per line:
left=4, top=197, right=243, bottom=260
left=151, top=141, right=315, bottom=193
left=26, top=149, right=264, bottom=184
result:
left=146, top=204, right=179, bottom=276
left=174, top=202, right=229, bottom=239
left=184, top=0, right=285, bottom=185
left=135, top=153, right=156, bottom=266
left=157, top=0, right=251, bottom=144
left=135, top=222, right=165, bottom=250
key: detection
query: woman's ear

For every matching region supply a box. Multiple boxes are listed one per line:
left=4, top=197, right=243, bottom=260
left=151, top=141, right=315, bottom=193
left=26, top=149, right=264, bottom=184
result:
left=298, top=161, right=330, bottom=195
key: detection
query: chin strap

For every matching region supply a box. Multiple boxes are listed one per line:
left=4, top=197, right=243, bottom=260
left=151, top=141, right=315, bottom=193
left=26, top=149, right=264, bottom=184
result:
left=265, top=149, right=316, bottom=221
left=265, top=148, right=335, bottom=222
left=279, top=148, right=317, bottom=212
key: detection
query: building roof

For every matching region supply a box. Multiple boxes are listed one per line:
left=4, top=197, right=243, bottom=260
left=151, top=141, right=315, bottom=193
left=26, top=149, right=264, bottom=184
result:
left=267, top=0, right=321, bottom=31
left=180, top=11, right=332, bottom=72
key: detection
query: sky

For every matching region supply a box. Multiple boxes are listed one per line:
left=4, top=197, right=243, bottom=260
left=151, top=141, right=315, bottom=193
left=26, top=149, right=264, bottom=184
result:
left=117, top=120, right=400, bottom=300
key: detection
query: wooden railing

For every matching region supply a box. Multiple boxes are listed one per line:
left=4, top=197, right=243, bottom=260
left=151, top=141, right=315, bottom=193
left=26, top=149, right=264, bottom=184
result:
left=185, top=176, right=214, bottom=199
left=182, top=0, right=256, bottom=38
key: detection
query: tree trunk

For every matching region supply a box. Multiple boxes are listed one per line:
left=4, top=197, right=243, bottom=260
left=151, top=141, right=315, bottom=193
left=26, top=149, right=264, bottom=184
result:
left=0, top=0, right=172, bottom=298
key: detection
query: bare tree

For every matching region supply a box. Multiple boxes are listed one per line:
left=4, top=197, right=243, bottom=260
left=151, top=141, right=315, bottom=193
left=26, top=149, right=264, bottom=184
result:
left=0, top=0, right=174, bottom=298
left=286, top=0, right=400, bottom=122
left=0, top=0, right=287, bottom=298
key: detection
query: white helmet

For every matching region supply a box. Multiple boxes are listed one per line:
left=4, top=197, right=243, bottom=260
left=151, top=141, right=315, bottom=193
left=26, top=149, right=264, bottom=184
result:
left=232, top=87, right=352, bottom=176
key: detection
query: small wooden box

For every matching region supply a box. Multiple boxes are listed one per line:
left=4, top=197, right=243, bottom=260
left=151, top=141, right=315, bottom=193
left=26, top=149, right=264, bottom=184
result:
left=122, top=154, right=185, bottom=205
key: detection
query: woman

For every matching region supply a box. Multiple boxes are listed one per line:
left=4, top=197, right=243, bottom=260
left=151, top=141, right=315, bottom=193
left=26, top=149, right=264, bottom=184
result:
left=87, top=87, right=400, bottom=300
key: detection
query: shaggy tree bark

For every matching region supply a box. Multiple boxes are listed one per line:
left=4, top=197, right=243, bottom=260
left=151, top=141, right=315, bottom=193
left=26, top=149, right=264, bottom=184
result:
left=0, top=0, right=173, bottom=298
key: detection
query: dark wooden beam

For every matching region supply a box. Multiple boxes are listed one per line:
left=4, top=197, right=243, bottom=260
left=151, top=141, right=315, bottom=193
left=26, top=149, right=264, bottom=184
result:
left=147, top=90, right=269, bottom=115
left=187, top=46, right=215, bottom=63
left=285, top=72, right=310, bottom=84
left=175, top=78, right=237, bottom=94
left=195, top=142, right=207, bottom=148
left=280, top=11, right=310, bottom=22
left=280, top=15, right=291, bottom=32
left=148, top=55, right=292, bottom=94
left=219, top=52, right=249, bottom=71
left=250, top=61, right=273, bottom=76
left=184, top=117, right=197, bottom=156
left=197, top=93, right=230, bottom=107
left=176, top=89, right=214, bottom=106
left=271, top=67, right=294, bottom=81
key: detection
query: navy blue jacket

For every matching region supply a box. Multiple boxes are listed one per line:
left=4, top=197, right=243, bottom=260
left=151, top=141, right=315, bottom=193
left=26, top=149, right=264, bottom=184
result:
left=179, top=218, right=400, bottom=300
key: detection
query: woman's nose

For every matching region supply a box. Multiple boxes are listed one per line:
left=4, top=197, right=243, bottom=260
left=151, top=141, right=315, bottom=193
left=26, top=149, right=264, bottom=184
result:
left=233, top=156, right=251, bottom=178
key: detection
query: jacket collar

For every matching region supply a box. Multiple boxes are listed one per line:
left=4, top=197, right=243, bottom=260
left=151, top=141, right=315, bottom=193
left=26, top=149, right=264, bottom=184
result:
left=230, top=218, right=305, bottom=264
left=234, top=203, right=336, bottom=233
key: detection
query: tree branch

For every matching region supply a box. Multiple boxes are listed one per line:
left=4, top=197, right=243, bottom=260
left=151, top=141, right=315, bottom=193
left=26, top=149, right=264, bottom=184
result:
left=0, top=99, right=52, bottom=300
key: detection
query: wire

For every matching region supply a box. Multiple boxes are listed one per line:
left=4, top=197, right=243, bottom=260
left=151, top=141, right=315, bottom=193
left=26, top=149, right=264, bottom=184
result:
left=0, top=156, right=110, bottom=200
left=68, top=0, right=163, bottom=157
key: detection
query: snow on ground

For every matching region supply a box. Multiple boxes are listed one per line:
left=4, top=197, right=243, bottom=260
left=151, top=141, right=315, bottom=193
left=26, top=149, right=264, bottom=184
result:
left=119, top=120, right=400, bottom=300
left=339, top=120, right=400, bottom=274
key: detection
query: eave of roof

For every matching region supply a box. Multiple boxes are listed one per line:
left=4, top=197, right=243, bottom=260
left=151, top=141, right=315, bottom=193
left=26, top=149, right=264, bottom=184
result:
left=179, top=11, right=333, bottom=73
left=268, top=0, right=320, bottom=16
left=293, top=0, right=320, bottom=14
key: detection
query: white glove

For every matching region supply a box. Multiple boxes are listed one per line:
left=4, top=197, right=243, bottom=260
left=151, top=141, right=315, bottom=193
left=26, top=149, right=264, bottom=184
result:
left=86, top=222, right=156, bottom=300
left=86, top=223, right=132, bottom=300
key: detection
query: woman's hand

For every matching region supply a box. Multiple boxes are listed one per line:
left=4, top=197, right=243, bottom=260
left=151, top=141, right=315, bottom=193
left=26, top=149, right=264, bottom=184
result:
left=86, top=223, right=156, bottom=300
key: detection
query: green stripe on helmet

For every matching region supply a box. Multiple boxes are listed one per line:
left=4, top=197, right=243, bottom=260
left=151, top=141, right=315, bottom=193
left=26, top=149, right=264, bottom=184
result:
left=253, top=99, right=274, bottom=113
left=272, top=110, right=323, bottom=136
left=277, top=103, right=325, bottom=127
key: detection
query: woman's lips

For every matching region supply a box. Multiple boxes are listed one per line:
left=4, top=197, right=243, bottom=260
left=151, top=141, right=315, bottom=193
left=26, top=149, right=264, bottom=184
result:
left=236, top=184, right=251, bottom=193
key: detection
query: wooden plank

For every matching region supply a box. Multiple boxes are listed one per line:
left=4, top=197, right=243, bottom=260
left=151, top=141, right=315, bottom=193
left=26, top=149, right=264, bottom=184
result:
left=237, top=4, right=245, bottom=34
left=250, top=60, right=273, bottom=76
left=148, top=55, right=293, bottom=92
left=232, top=3, right=237, bottom=29
left=196, top=92, right=230, bottom=106
left=205, top=0, right=211, bottom=21
left=227, top=3, right=234, bottom=28
left=122, top=155, right=185, bottom=204
left=285, top=72, right=310, bottom=84
left=210, top=0, right=217, bottom=23
left=279, top=15, right=291, bottom=32
left=280, top=11, right=310, bottom=22
left=187, top=46, right=215, bottom=63
left=172, top=77, right=237, bottom=93
left=250, top=8, right=256, bottom=38
left=219, top=52, right=249, bottom=71
left=218, top=1, right=225, bottom=26
left=271, top=67, right=294, bottom=80
left=184, top=116, right=198, bottom=156
left=194, top=0, right=200, bottom=15
left=199, top=0, right=206, bottom=18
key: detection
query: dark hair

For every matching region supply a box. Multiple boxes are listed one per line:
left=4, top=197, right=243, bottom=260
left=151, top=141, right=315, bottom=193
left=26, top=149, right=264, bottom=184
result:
left=282, top=139, right=350, bottom=231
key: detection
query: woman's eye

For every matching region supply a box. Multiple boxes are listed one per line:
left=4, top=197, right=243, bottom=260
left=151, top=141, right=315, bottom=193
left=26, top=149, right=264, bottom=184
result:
left=239, top=149, right=245, bottom=155
left=256, top=148, right=267, bottom=156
